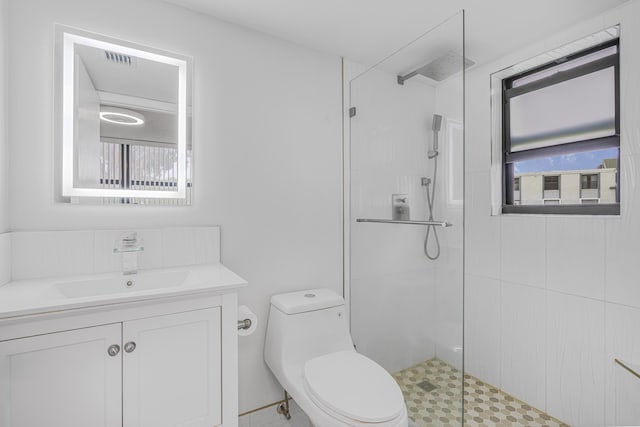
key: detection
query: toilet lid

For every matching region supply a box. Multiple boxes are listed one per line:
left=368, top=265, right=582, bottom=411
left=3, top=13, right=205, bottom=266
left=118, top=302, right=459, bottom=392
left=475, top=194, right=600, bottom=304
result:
left=303, top=351, right=405, bottom=423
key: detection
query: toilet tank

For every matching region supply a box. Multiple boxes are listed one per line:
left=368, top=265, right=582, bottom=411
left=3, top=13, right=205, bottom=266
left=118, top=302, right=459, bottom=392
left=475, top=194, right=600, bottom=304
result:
left=264, top=289, right=354, bottom=378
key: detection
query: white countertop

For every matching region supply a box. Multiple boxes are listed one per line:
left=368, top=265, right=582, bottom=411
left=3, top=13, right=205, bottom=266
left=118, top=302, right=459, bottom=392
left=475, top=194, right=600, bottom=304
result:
left=0, top=264, right=247, bottom=320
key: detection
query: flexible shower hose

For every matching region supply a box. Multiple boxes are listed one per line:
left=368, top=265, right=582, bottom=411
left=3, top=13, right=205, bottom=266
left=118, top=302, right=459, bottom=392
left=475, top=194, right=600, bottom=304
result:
left=424, top=153, right=440, bottom=260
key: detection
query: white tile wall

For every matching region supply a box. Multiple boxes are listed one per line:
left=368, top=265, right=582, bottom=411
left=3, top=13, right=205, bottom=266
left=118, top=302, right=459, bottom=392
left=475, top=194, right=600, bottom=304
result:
left=11, top=230, right=95, bottom=280
left=500, top=216, right=546, bottom=289
left=605, top=302, right=640, bottom=426
left=465, top=172, right=500, bottom=279
left=464, top=3, right=640, bottom=425
left=546, top=292, right=605, bottom=426
left=605, top=155, right=640, bottom=308
left=161, top=227, right=221, bottom=268
left=464, top=274, right=501, bottom=386
left=348, top=62, right=439, bottom=373
left=0, top=232, right=10, bottom=285
left=500, top=281, right=546, bottom=411
left=10, top=226, right=221, bottom=281
left=546, top=217, right=605, bottom=300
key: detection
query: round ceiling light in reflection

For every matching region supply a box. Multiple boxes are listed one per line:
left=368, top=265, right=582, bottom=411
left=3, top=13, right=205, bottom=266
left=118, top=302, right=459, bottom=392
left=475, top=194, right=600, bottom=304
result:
left=99, top=108, right=145, bottom=126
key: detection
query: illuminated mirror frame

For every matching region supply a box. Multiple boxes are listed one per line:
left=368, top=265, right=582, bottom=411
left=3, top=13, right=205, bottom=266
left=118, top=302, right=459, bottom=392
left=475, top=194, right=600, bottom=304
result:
left=57, top=26, right=189, bottom=199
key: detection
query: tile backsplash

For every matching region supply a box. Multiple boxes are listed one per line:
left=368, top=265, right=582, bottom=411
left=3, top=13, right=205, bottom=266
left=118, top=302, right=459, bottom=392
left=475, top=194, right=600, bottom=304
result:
left=0, top=233, right=10, bottom=285
left=9, top=227, right=220, bottom=281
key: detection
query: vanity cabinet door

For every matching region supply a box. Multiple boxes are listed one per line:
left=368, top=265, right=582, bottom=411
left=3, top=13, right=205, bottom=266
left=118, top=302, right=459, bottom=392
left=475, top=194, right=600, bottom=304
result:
left=122, top=308, right=222, bottom=427
left=0, top=324, right=123, bottom=427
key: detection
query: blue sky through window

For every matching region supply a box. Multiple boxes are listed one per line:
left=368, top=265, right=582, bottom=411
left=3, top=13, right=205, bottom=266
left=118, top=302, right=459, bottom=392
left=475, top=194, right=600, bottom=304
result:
left=514, top=147, right=618, bottom=174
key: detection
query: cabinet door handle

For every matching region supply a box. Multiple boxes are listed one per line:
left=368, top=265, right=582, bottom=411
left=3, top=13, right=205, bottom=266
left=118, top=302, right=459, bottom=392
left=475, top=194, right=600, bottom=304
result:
left=124, top=341, right=137, bottom=353
left=107, top=344, right=121, bottom=357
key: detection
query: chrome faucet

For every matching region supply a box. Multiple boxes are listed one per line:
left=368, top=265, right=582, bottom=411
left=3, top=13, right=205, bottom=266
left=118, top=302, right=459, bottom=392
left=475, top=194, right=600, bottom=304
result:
left=115, top=232, right=143, bottom=275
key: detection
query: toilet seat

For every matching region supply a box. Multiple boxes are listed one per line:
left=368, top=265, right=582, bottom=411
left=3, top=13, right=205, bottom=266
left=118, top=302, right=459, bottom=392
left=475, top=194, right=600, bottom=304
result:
left=303, top=351, right=405, bottom=424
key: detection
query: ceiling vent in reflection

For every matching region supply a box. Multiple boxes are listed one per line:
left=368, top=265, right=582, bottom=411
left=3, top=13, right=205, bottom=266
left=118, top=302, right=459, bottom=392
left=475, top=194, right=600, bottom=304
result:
left=104, top=51, right=133, bottom=66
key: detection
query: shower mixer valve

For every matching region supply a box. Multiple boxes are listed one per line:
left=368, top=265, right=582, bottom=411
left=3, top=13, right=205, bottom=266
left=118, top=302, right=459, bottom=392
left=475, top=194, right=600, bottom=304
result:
left=392, top=194, right=410, bottom=221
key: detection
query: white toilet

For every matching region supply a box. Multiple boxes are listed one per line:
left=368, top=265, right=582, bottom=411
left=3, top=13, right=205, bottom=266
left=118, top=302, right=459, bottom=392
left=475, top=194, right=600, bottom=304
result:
left=264, top=288, right=408, bottom=427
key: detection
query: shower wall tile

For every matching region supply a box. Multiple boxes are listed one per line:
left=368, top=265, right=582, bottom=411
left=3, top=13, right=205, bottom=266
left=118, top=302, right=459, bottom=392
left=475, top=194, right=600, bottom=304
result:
left=349, top=65, right=441, bottom=373
left=464, top=71, right=492, bottom=174
left=351, top=267, right=437, bottom=373
left=500, top=281, right=546, bottom=411
left=546, top=216, right=605, bottom=300
left=605, top=155, right=640, bottom=309
left=546, top=291, right=605, bottom=427
left=464, top=274, right=501, bottom=387
left=500, top=216, right=546, bottom=289
left=463, top=2, right=640, bottom=423
left=605, top=302, right=640, bottom=426
left=435, top=249, right=463, bottom=370
left=466, top=172, right=500, bottom=279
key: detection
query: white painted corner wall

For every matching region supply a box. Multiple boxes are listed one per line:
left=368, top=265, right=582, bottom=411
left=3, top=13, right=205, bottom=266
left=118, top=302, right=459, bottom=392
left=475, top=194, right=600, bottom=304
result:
left=464, top=2, right=640, bottom=426
left=5, top=0, right=343, bottom=414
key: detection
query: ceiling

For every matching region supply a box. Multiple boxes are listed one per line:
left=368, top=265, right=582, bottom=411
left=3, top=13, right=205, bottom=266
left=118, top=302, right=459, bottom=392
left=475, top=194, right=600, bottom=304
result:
left=162, top=0, right=628, bottom=69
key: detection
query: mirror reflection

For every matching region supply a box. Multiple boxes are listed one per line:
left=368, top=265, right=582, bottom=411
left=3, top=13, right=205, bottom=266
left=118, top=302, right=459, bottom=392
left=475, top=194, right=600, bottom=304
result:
left=57, top=27, right=192, bottom=204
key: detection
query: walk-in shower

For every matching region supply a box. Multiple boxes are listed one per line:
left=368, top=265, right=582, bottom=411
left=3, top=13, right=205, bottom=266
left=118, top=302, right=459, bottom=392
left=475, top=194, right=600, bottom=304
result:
left=347, top=11, right=466, bottom=426
left=346, top=10, right=572, bottom=426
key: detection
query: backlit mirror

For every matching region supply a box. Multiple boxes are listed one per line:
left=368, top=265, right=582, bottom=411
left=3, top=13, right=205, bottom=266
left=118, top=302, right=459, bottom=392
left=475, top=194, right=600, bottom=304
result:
left=55, top=26, right=192, bottom=204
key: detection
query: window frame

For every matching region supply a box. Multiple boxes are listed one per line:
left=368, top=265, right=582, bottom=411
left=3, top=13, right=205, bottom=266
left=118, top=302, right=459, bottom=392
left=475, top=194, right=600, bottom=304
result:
left=502, top=39, right=620, bottom=215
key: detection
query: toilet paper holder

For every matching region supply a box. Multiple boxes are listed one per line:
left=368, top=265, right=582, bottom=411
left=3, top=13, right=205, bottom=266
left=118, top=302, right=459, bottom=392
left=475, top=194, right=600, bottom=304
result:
left=237, top=319, right=252, bottom=330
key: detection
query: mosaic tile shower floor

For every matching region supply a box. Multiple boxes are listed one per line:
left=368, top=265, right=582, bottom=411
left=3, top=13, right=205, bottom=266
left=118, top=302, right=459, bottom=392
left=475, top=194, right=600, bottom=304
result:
left=393, top=358, right=569, bottom=427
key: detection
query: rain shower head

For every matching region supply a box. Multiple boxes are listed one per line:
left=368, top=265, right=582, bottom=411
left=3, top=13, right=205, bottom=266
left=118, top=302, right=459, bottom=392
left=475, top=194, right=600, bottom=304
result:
left=397, top=51, right=475, bottom=85
left=432, top=114, right=443, bottom=132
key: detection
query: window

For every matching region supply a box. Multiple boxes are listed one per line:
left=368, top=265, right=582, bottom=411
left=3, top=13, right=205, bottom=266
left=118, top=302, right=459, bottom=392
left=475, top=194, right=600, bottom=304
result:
left=581, top=174, right=599, bottom=190
left=543, top=176, right=559, bottom=190
left=502, top=38, right=620, bottom=215
left=513, top=177, right=521, bottom=205
left=99, top=142, right=193, bottom=205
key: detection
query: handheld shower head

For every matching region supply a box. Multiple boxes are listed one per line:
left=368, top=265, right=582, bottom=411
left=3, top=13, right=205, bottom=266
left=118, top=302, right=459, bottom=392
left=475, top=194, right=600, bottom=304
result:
left=428, top=114, right=443, bottom=158
left=432, top=114, right=443, bottom=132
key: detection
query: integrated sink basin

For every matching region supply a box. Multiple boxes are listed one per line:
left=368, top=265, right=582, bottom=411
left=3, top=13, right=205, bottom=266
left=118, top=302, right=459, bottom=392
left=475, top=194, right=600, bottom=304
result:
left=55, top=270, right=190, bottom=298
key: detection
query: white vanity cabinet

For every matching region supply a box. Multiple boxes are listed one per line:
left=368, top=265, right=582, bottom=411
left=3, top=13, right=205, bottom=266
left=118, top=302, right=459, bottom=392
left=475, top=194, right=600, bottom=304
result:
left=123, top=308, right=222, bottom=427
left=0, top=289, right=240, bottom=427
left=0, top=324, right=123, bottom=427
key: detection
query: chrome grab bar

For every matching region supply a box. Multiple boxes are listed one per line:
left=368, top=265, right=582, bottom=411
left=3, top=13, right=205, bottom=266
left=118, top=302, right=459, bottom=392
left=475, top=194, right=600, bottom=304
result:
left=238, top=319, right=252, bottom=331
left=615, top=358, right=640, bottom=381
left=356, top=218, right=452, bottom=227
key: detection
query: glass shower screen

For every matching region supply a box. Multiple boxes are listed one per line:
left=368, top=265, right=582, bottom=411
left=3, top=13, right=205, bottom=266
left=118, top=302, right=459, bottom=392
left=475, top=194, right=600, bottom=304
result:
left=346, top=11, right=466, bottom=426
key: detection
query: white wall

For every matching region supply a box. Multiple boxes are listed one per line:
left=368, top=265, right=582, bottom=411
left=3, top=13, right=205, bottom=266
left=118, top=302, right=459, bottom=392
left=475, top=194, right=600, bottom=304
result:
left=345, top=60, right=439, bottom=373
left=0, top=0, right=10, bottom=285
left=7, top=0, right=342, bottom=413
left=464, top=1, right=640, bottom=425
